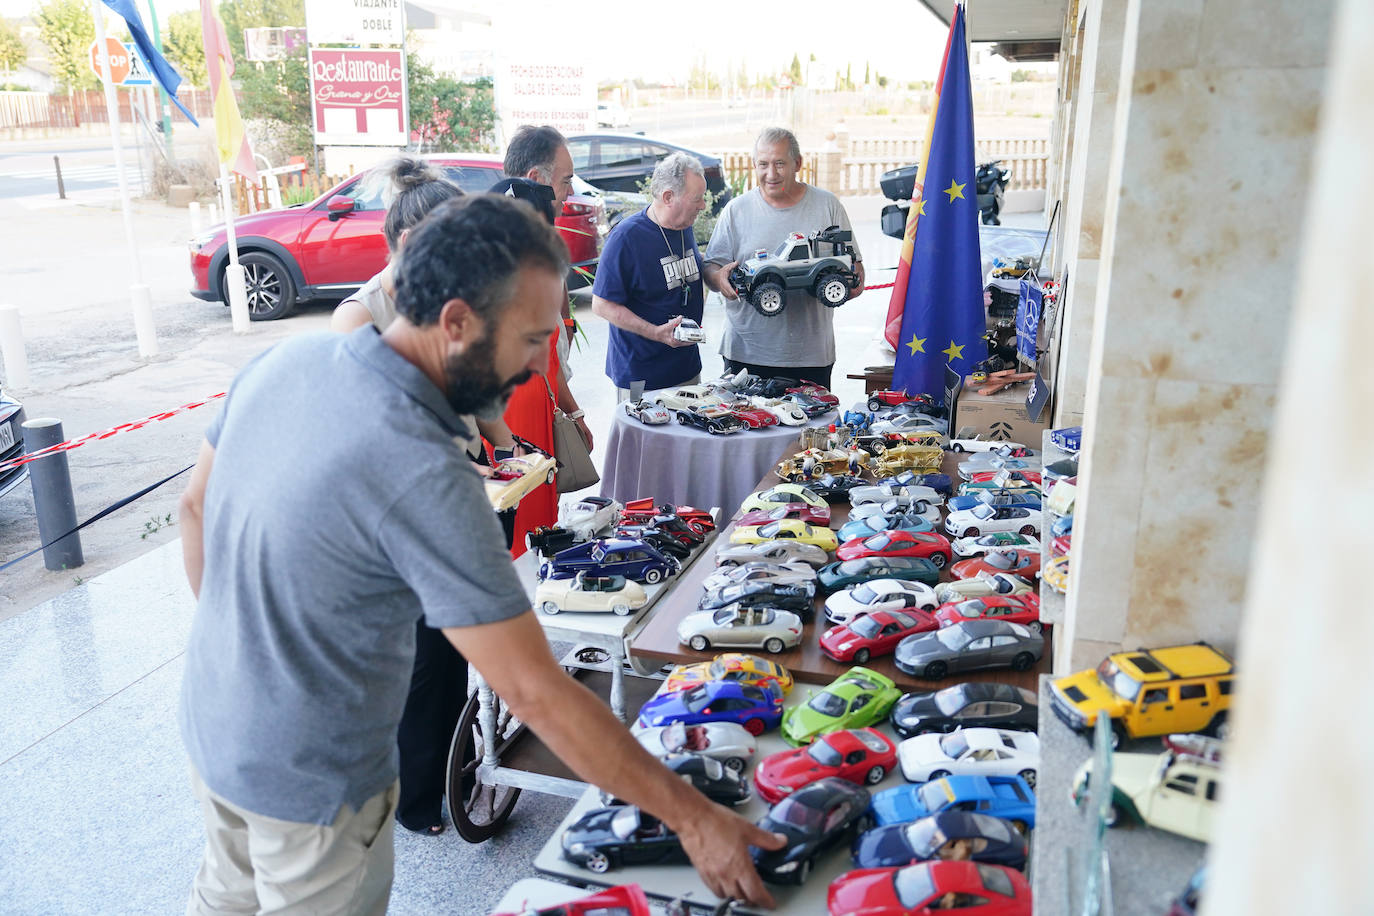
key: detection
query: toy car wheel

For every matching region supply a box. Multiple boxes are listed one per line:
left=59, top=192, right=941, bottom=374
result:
left=1019, top=525, right=1036, bottom=536
left=961, top=527, right=980, bottom=538
left=796, top=858, right=813, bottom=885
left=763, top=637, right=785, bottom=654
left=853, top=648, right=871, bottom=664
left=743, top=718, right=766, bottom=736
left=751, top=281, right=786, bottom=317
left=1010, top=819, right=1029, bottom=835
left=236, top=251, right=298, bottom=321
left=644, top=568, right=663, bottom=585
left=1018, top=768, right=1038, bottom=788
left=1026, top=621, right=1043, bottom=635
left=1010, top=652, right=1036, bottom=672
left=929, top=769, right=950, bottom=780
left=1103, top=805, right=1122, bottom=828
left=689, top=635, right=710, bottom=651
left=1209, top=712, right=1231, bottom=740
left=924, top=661, right=948, bottom=680
left=540, top=601, right=560, bottom=615
left=815, top=273, right=850, bottom=307
left=677, top=414, right=690, bottom=425
left=584, top=852, right=612, bottom=873
left=545, top=469, right=557, bottom=485
left=951, top=443, right=965, bottom=453
left=929, top=553, right=948, bottom=569
left=864, top=765, right=886, bottom=785
left=612, top=603, right=631, bottom=616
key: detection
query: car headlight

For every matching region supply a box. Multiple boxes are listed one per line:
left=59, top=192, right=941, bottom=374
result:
left=188, top=233, right=217, bottom=252
left=565, top=841, right=585, bottom=854
left=777, top=784, right=793, bottom=794
left=773, top=860, right=799, bottom=874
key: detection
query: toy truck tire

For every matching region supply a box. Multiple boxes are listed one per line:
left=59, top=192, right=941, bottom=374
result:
left=814, top=271, right=851, bottom=307
left=750, top=281, right=786, bottom=317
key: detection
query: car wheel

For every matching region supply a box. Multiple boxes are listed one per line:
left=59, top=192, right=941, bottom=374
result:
left=867, top=398, right=882, bottom=411
left=951, top=443, right=964, bottom=453
left=1111, top=723, right=1127, bottom=750
left=689, top=635, right=709, bottom=651
left=962, top=527, right=979, bottom=538
left=677, top=414, right=690, bottom=425
left=612, top=603, right=631, bottom=616
left=929, top=769, right=950, bottom=780
left=924, top=661, right=948, bottom=680
left=853, top=648, right=871, bottom=664
left=865, top=765, right=885, bottom=785
left=540, top=601, right=560, bottom=615
left=1027, top=621, right=1043, bottom=635
left=545, top=469, right=557, bottom=485
left=1209, top=712, right=1231, bottom=740
left=1018, top=768, right=1038, bottom=788
left=1010, top=652, right=1035, bottom=672
left=718, top=559, right=738, bottom=568
left=815, top=273, right=850, bottom=307
left=233, top=251, right=298, bottom=321
left=1019, top=525, right=1037, bottom=535
left=751, top=281, right=786, bottom=317
left=743, top=718, right=766, bottom=736
left=724, top=756, right=746, bottom=772
left=796, top=858, right=813, bottom=885
left=929, top=552, right=947, bottom=569
left=644, top=568, right=663, bottom=585
left=1103, top=806, right=1122, bottom=828
left=584, top=851, right=611, bottom=873
left=763, top=637, right=785, bottom=654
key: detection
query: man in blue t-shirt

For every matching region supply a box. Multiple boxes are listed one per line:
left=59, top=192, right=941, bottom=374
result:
left=592, top=151, right=707, bottom=398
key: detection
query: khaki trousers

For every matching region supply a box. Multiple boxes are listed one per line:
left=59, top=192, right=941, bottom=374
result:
left=187, top=767, right=399, bottom=916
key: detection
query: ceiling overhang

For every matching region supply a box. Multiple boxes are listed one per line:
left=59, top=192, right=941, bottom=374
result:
left=917, top=0, right=1069, bottom=58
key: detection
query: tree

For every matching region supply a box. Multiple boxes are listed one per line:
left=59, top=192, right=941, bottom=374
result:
left=35, top=0, right=96, bottom=92
left=408, top=56, right=494, bottom=153
left=863, top=61, right=870, bottom=85
left=218, top=0, right=304, bottom=62
left=787, top=53, right=801, bottom=85
left=0, top=18, right=25, bottom=74
left=163, top=10, right=205, bottom=87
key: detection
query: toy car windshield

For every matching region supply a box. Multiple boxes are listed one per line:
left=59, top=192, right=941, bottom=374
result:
left=936, top=628, right=972, bottom=650
left=807, top=740, right=843, bottom=766
left=610, top=806, right=642, bottom=839
left=858, top=730, right=890, bottom=752
left=940, top=732, right=970, bottom=757
left=904, top=820, right=945, bottom=859
left=893, top=865, right=939, bottom=908
left=808, top=691, right=847, bottom=716
left=770, top=797, right=825, bottom=831
left=661, top=721, right=688, bottom=752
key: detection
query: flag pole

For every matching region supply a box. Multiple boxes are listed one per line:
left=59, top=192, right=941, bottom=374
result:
left=90, top=0, right=158, bottom=357
left=217, top=161, right=251, bottom=332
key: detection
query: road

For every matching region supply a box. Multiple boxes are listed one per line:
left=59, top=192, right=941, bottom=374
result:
left=0, top=134, right=152, bottom=201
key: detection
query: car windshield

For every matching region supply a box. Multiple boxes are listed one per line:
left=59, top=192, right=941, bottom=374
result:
left=978, top=863, right=1015, bottom=897
left=918, top=780, right=952, bottom=811
left=807, top=740, right=842, bottom=767
left=849, top=584, right=878, bottom=605
left=610, top=806, right=640, bottom=839
left=769, top=507, right=790, bottom=520
left=956, top=600, right=987, bottom=618
left=863, top=534, right=893, bottom=551
left=975, top=535, right=1002, bottom=546
left=939, top=732, right=970, bottom=758
left=770, top=796, right=824, bottom=831
left=808, top=690, right=847, bottom=717
left=986, top=552, right=1015, bottom=570
left=698, top=757, right=725, bottom=781
left=893, top=863, right=938, bottom=909
left=936, top=627, right=972, bottom=650
left=972, top=813, right=1015, bottom=842
left=849, top=615, right=882, bottom=639
left=934, top=686, right=971, bottom=716
left=1096, top=659, right=1144, bottom=702
left=773, top=239, right=795, bottom=258
left=839, top=559, right=873, bottom=575
left=971, top=504, right=995, bottom=520
left=759, top=522, right=782, bottom=538
left=682, top=686, right=712, bottom=713
left=707, top=660, right=727, bottom=679
left=904, top=819, right=945, bottom=858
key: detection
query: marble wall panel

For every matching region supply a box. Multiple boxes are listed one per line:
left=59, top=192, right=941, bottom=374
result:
left=1197, top=0, right=1334, bottom=69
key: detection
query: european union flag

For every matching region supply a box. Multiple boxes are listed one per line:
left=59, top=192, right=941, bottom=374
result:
left=101, top=0, right=199, bottom=125
left=883, top=3, right=983, bottom=403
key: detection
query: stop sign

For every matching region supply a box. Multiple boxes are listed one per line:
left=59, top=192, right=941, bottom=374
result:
left=88, top=37, right=131, bottom=84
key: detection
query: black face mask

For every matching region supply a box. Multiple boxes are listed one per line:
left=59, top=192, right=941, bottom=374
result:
left=488, top=177, right=558, bottom=225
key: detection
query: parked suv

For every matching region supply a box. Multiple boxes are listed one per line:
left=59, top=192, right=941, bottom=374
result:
left=1050, top=642, right=1235, bottom=747
left=188, top=155, right=605, bottom=320
left=567, top=133, right=732, bottom=212
left=0, top=384, right=28, bottom=500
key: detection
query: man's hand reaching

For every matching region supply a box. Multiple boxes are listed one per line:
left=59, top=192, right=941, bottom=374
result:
left=675, top=803, right=787, bottom=908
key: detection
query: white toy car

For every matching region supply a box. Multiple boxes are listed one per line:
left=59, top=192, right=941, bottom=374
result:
left=849, top=484, right=944, bottom=508
left=534, top=572, right=648, bottom=616
left=951, top=532, right=1042, bottom=558
left=747, top=396, right=808, bottom=426
left=948, top=436, right=1025, bottom=454
left=623, top=399, right=671, bottom=425
left=848, top=497, right=943, bottom=528
left=484, top=453, right=558, bottom=512
left=715, top=539, right=830, bottom=568
left=823, top=578, right=939, bottom=625
left=559, top=496, right=624, bottom=541
left=934, top=572, right=1036, bottom=605
left=672, top=317, right=706, bottom=343
left=701, top=561, right=818, bottom=593
left=870, top=414, right=946, bottom=437
left=677, top=605, right=804, bottom=654
left=632, top=720, right=757, bottom=771
left=897, top=727, right=1041, bottom=785
left=655, top=385, right=726, bottom=411
left=944, top=504, right=1041, bottom=539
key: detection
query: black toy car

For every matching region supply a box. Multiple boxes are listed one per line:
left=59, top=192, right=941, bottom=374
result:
left=752, top=777, right=872, bottom=885
left=646, top=513, right=706, bottom=547
left=728, top=227, right=861, bottom=317
left=614, top=525, right=691, bottom=560
left=698, top=582, right=815, bottom=621
left=676, top=406, right=746, bottom=435
left=560, top=805, right=689, bottom=873
left=888, top=682, right=1041, bottom=739
left=738, top=376, right=800, bottom=399
left=600, top=755, right=751, bottom=808
left=850, top=810, right=1030, bottom=870
left=781, top=391, right=832, bottom=418
left=526, top=525, right=579, bottom=557
left=806, top=474, right=868, bottom=500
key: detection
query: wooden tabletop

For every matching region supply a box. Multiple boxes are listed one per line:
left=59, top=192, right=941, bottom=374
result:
left=629, top=445, right=1052, bottom=691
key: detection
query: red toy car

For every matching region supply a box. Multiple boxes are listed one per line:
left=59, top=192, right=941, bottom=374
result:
left=490, top=882, right=651, bottom=916
left=949, top=549, right=1041, bottom=581
left=836, top=530, right=953, bottom=568
left=866, top=389, right=935, bottom=412
left=736, top=502, right=832, bottom=528
left=818, top=609, right=936, bottom=664
left=966, top=469, right=1042, bottom=488
left=827, top=861, right=1031, bottom=916
left=620, top=498, right=715, bottom=534
left=788, top=383, right=840, bottom=406
left=727, top=403, right=782, bottom=429
left=933, top=594, right=1043, bottom=633
left=1051, top=535, right=1071, bottom=558
left=754, top=728, right=896, bottom=804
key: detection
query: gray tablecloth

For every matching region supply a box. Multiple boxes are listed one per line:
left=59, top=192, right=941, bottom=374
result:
left=599, top=407, right=832, bottom=514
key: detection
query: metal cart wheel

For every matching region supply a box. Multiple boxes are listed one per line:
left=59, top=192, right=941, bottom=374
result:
left=446, top=684, right=526, bottom=842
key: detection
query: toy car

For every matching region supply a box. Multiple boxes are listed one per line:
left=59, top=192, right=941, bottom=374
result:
left=950, top=532, right=1040, bottom=559
left=869, top=414, right=946, bottom=438
left=654, top=385, right=726, bottom=411
left=781, top=667, right=902, bottom=746
left=1071, top=736, right=1223, bottom=842
left=849, top=484, right=944, bottom=509
left=740, top=484, right=826, bottom=513
left=850, top=811, right=1029, bottom=870
left=525, top=524, right=580, bottom=557
left=559, top=496, right=624, bottom=541
left=701, top=561, right=817, bottom=594
left=836, top=510, right=936, bottom=545
left=728, top=226, right=861, bottom=317
left=638, top=679, right=785, bottom=734
left=827, top=861, right=1032, bottom=915
left=730, top=519, right=838, bottom=552
left=806, top=474, right=870, bottom=501
left=876, top=470, right=953, bottom=496
left=698, top=581, right=814, bottom=618
left=945, top=490, right=1041, bottom=514
left=787, top=382, right=840, bottom=405
left=676, top=405, right=746, bottom=435
left=620, top=498, right=715, bottom=534
left=535, top=572, right=648, bottom=617
left=1051, top=534, right=1071, bottom=558
left=489, top=883, right=652, bottom=916
left=776, top=447, right=869, bottom=482
left=622, top=398, right=671, bottom=425
left=943, top=505, right=1042, bottom=539
left=676, top=605, right=805, bottom=656
left=889, top=682, right=1040, bottom=739
left=816, top=557, right=941, bottom=593
left=958, top=455, right=1039, bottom=480
left=632, top=720, right=757, bottom=770
left=933, top=572, right=1035, bottom=605
left=897, top=727, right=1041, bottom=786
left=836, top=531, right=953, bottom=569
left=630, top=511, right=706, bottom=547
left=539, top=538, right=681, bottom=584
left=612, top=525, right=690, bottom=561
left=659, top=654, right=794, bottom=698
left=961, top=469, right=1042, bottom=490
left=867, top=389, right=934, bottom=412
left=724, top=402, right=780, bottom=429
left=1049, top=513, right=1073, bottom=538
left=781, top=391, right=835, bottom=418
left=948, top=436, right=1025, bottom=454
left=869, top=774, right=1037, bottom=831
left=1050, top=425, right=1083, bottom=453
left=600, top=753, right=749, bottom=808
left=748, top=396, right=809, bottom=426
left=948, top=549, right=1041, bottom=582
left=1046, top=479, right=1077, bottom=517
left=893, top=619, right=1043, bottom=681
left=843, top=408, right=873, bottom=430
left=560, top=805, right=688, bottom=873
left=824, top=578, right=939, bottom=626
left=1041, top=554, right=1070, bottom=595
left=1042, top=456, right=1078, bottom=483
left=934, top=594, right=1043, bottom=635
left=752, top=777, right=872, bottom=884
left=736, top=503, right=831, bottom=528
left=819, top=610, right=936, bottom=664
left=716, top=539, right=829, bottom=568
left=847, top=498, right=941, bottom=530
left=671, top=316, right=706, bottom=343
left=755, top=728, right=897, bottom=804
left=484, top=453, right=558, bottom=511
left=875, top=444, right=945, bottom=475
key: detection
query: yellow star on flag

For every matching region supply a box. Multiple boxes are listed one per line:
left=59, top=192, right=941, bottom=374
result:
left=905, top=334, right=927, bottom=355
left=943, top=180, right=966, bottom=202
left=943, top=341, right=965, bottom=361
left=913, top=198, right=927, bottom=216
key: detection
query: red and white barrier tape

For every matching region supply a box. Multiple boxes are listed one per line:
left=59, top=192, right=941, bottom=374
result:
left=0, top=392, right=225, bottom=475
left=863, top=282, right=896, bottom=291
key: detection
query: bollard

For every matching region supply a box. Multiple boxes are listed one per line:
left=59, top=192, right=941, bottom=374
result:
left=189, top=200, right=201, bottom=236
left=23, top=418, right=83, bottom=571
left=224, top=263, right=251, bottom=333
left=53, top=155, right=65, bottom=200
left=0, top=305, right=29, bottom=389
left=207, top=202, right=219, bottom=224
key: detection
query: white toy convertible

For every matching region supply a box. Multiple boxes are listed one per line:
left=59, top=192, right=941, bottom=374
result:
left=535, top=572, right=648, bottom=616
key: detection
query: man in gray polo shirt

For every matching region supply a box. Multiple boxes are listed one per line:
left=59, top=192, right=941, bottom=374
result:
left=178, top=195, right=782, bottom=914
left=704, top=126, right=864, bottom=390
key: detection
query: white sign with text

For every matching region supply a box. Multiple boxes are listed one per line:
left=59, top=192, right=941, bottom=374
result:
left=493, top=57, right=596, bottom=142
left=305, top=0, right=404, bottom=47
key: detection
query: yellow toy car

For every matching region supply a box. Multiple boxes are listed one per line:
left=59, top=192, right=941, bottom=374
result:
left=484, top=453, right=558, bottom=511
left=739, top=484, right=827, bottom=514
left=660, top=653, right=795, bottom=697
left=1042, top=554, right=1070, bottom=594
left=775, top=447, right=869, bottom=482
left=875, top=443, right=944, bottom=475
left=729, top=518, right=838, bottom=552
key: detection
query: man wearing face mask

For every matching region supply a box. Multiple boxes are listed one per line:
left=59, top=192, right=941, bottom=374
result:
left=591, top=152, right=707, bottom=400
left=178, top=195, right=785, bottom=913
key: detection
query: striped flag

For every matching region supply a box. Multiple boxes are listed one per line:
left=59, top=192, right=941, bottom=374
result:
left=883, top=2, right=984, bottom=403
left=200, top=0, right=256, bottom=180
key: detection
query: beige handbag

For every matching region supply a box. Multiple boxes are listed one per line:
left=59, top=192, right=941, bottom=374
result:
left=544, top=378, right=599, bottom=493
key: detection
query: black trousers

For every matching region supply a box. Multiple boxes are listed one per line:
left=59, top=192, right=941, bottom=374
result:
left=721, top=357, right=834, bottom=390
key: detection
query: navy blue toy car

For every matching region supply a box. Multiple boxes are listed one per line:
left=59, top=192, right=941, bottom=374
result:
left=1050, top=425, right=1083, bottom=453
left=877, top=470, right=953, bottom=498
left=539, top=537, right=681, bottom=585
left=869, top=775, right=1036, bottom=831
left=560, top=805, right=688, bottom=873
left=851, top=810, right=1029, bottom=870
left=752, top=777, right=872, bottom=885
left=636, top=680, right=784, bottom=733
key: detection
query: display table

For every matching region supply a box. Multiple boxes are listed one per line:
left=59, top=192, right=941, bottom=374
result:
left=599, top=407, right=829, bottom=519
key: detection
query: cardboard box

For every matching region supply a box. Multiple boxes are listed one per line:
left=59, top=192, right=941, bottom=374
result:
left=951, top=379, right=1048, bottom=447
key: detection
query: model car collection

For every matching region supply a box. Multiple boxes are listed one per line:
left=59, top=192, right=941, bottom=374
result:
left=755, top=728, right=897, bottom=803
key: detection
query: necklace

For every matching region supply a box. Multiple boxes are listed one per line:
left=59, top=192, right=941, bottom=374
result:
left=649, top=206, right=684, bottom=259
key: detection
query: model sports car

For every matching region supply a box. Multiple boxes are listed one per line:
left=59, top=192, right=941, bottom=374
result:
left=946, top=490, right=1041, bottom=514
left=949, top=549, right=1041, bottom=582
left=539, top=538, right=681, bottom=584
left=730, top=519, right=838, bottom=552
left=836, top=531, right=953, bottom=569
left=698, top=581, right=814, bottom=618
left=876, top=471, right=953, bottom=498
left=748, top=396, right=809, bottom=426
left=787, top=382, right=840, bottom=405
left=654, top=385, right=726, bottom=411
left=622, top=398, right=671, bottom=425
left=637, top=679, right=784, bottom=734
left=849, top=811, right=1029, bottom=870
left=943, top=505, right=1042, bottom=539
left=632, top=720, right=756, bottom=770
left=958, top=455, right=1039, bottom=481
left=933, top=572, right=1035, bottom=605
left=1049, top=513, right=1073, bottom=538
left=869, top=774, right=1037, bottom=831
left=824, top=578, right=939, bottom=626
left=659, top=653, right=794, bottom=698
left=841, top=503, right=939, bottom=536
left=600, top=753, right=750, bottom=807
left=827, top=861, right=1032, bottom=915
left=716, top=539, right=830, bottom=568
left=620, top=498, right=715, bottom=534
left=934, top=594, right=1043, bottom=634
left=677, top=405, right=746, bottom=435
left=672, top=316, right=706, bottom=342
left=535, top=572, right=648, bottom=617
left=676, top=605, right=805, bottom=655
left=736, top=503, right=831, bottom=528
left=1042, top=457, right=1078, bottom=483
left=893, top=619, right=1043, bottom=681
left=752, top=777, right=872, bottom=885
left=816, top=557, right=941, bottom=593
left=849, top=484, right=944, bottom=509
left=755, top=728, right=897, bottom=804
left=961, top=469, right=1043, bottom=490
left=897, top=728, right=1041, bottom=786
left=560, top=805, right=687, bottom=873
left=740, top=484, right=827, bottom=514
left=489, top=883, right=651, bottom=916
left=781, top=667, right=903, bottom=746
left=806, top=474, right=869, bottom=501
left=558, top=496, right=624, bottom=541
left=781, top=390, right=834, bottom=418
left=950, top=532, right=1040, bottom=559
left=819, top=610, right=936, bottom=664
left=889, top=682, right=1040, bottom=739
left=725, top=402, right=781, bottom=429
left=701, top=561, right=817, bottom=593
left=867, top=389, right=934, bottom=412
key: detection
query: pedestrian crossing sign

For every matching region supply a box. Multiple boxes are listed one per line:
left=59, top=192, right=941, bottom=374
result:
left=121, top=42, right=153, bottom=87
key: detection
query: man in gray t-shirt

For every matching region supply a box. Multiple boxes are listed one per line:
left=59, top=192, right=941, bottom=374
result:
left=704, top=127, right=864, bottom=389
left=178, top=195, right=783, bottom=914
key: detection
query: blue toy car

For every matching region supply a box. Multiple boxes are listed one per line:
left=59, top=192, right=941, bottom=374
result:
left=843, top=409, right=873, bottom=431
left=876, top=470, right=953, bottom=498
left=869, top=775, right=1037, bottom=830
left=636, top=680, right=784, bottom=734
left=946, top=490, right=1043, bottom=514
left=1051, top=514, right=1074, bottom=538
left=850, top=810, right=1029, bottom=870
left=837, top=511, right=936, bottom=543
left=539, top=537, right=681, bottom=585
left=1050, top=426, right=1083, bottom=453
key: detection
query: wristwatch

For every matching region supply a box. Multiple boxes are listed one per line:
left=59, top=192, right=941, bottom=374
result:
left=564, top=409, right=585, bottom=420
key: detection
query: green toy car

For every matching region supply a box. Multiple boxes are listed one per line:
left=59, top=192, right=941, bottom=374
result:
left=781, top=667, right=903, bottom=746
left=815, top=556, right=941, bottom=594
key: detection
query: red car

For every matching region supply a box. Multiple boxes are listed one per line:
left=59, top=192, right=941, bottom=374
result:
left=189, top=155, right=604, bottom=321
left=727, top=403, right=781, bottom=429
left=736, top=502, right=831, bottom=528
left=754, top=728, right=896, bottom=804
left=949, top=549, right=1041, bottom=581
left=836, top=530, right=953, bottom=568
left=933, top=594, right=1042, bottom=632
left=787, top=383, right=840, bottom=406
left=827, top=861, right=1031, bottom=916
left=1051, top=535, right=1071, bottom=558
left=966, top=469, right=1042, bottom=487
left=620, top=498, right=715, bottom=533
left=866, top=389, right=935, bottom=411
left=819, top=609, right=935, bottom=664
left=490, top=883, right=650, bottom=916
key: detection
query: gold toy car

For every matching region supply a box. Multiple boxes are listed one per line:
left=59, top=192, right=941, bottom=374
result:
left=774, top=447, right=868, bottom=482
left=875, top=443, right=944, bottom=475
left=729, top=518, right=838, bottom=552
